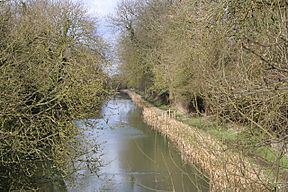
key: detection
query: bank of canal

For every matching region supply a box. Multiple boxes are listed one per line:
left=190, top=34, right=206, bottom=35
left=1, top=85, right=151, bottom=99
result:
left=70, top=93, right=209, bottom=191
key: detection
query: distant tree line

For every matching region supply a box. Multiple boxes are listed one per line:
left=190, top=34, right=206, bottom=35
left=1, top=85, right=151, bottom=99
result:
left=0, top=0, right=109, bottom=191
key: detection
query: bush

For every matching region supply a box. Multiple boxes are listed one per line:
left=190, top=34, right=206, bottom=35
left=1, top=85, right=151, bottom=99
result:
left=0, top=0, right=109, bottom=190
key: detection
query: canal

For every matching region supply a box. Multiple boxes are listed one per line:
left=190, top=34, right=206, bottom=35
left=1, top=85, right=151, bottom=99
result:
left=70, top=93, right=209, bottom=191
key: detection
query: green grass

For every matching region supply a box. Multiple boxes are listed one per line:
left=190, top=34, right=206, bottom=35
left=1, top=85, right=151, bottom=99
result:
left=175, top=112, right=288, bottom=172
left=177, top=114, right=238, bottom=143
left=138, top=91, right=288, bottom=174
left=254, top=147, right=288, bottom=169
left=207, top=128, right=238, bottom=143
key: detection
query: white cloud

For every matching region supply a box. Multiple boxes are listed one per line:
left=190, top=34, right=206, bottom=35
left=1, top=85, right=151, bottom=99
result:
left=78, top=0, right=119, bottom=18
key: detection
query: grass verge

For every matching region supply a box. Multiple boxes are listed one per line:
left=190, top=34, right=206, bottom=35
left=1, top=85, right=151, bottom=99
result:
left=141, top=92, right=288, bottom=179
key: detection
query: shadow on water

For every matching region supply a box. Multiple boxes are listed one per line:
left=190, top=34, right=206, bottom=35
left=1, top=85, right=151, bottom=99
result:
left=69, top=93, right=209, bottom=192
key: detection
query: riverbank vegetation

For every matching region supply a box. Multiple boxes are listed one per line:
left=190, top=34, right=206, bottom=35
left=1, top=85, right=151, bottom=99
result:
left=125, top=90, right=270, bottom=191
left=0, top=0, right=109, bottom=191
left=114, top=0, right=288, bottom=191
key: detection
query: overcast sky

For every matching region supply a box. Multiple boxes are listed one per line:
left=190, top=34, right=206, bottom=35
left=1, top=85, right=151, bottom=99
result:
left=80, top=0, right=118, bottom=17
left=75, top=0, right=121, bottom=41
left=74, top=0, right=121, bottom=75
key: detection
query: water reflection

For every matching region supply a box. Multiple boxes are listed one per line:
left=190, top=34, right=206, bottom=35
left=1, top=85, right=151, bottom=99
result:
left=70, top=94, right=209, bottom=192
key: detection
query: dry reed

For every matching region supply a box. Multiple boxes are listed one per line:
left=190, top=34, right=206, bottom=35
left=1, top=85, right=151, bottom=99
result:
left=123, top=90, right=271, bottom=192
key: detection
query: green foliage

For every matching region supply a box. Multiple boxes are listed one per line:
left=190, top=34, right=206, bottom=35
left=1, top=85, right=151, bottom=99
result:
left=0, top=0, right=109, bottom=191
left=115, top=0, right=288, bottom=135
left=114, top=0, right=288, bottom=188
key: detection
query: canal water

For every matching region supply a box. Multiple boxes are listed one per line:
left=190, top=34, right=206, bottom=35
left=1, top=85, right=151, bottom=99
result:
left=70, top=93, right=209, bottom=192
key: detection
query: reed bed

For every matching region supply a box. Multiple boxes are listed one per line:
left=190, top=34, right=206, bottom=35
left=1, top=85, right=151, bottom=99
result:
left=123, top=90, right=271, bottom=191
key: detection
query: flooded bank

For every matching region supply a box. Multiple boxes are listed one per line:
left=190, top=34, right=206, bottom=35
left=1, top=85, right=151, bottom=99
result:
left=70, top=93, right=209, bottom=191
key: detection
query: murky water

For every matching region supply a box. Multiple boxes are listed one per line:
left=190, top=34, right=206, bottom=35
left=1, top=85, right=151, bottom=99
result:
left=70, top=93, right=209, bottom=192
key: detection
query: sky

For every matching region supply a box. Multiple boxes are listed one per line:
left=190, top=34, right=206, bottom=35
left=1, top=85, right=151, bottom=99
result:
left=74, top=0, right=122, bottom=75
left=81, top=0, right=118, bottom=17
left=76, top=0, right=121, bottom=42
